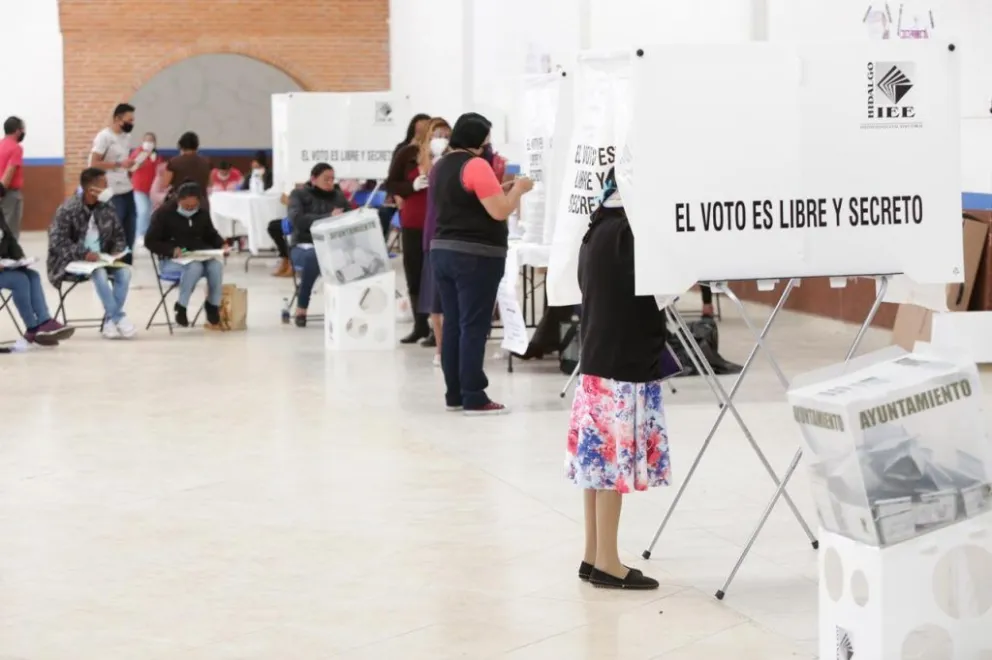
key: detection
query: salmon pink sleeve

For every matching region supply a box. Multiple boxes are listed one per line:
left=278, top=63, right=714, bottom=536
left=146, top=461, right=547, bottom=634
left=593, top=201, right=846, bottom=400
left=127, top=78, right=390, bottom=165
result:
left=460, top=157, right=503, bottom=200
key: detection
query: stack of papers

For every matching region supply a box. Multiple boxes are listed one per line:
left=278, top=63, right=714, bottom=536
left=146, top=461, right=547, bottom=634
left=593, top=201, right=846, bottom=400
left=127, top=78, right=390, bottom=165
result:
left=65, top=250, right=131, bottom=275
left=172, top=249, right=225, bottom=266
left=0, top=257, right=37, bottom=269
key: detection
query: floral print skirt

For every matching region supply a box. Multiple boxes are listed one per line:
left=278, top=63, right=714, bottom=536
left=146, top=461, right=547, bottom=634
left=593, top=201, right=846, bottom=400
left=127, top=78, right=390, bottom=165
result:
left=565, top=375, right=671, bottom=493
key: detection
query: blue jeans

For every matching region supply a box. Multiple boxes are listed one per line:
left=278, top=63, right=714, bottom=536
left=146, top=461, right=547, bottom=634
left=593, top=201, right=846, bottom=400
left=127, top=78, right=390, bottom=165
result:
left=0, top=268, right=52, bottom=329
left=90, top=267, right=131, bottom=323
left=431, top=249, right=505, bottom=409
left=161, top=259, right=224, bottom=307
left=110, top=192, right=137, bottom=265
left=133, top=191, right=152, bottom=240
left=290, top=246, right=320, bottom=309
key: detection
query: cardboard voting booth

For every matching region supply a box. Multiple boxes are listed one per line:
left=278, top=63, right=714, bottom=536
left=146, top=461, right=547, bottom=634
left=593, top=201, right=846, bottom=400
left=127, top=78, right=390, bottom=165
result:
left=310, top=208, right=395, bottom=351
left=788, top=346, right=992, bottom=659
left=271, top=92, right=409, bottom=188
left=625, top=40, right=962, bottom=298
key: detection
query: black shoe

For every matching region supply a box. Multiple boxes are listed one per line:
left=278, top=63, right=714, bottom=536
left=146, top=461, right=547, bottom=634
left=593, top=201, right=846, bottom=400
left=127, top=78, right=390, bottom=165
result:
left=204, top=302, right=220, bottom=326
left=400, top=316, right=430, bottom=344
left=295, top=315, right=307, bottom=328
left=420, top=331, right=437, bottom=348
left=174, top=303, right=189, bottom=328
left=579, top=562, right=641, bottom=582
left=588, top=567, right=658, bottom=590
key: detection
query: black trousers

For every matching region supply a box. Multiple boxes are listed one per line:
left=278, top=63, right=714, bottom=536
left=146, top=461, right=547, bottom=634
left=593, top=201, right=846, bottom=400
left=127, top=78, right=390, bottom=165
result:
left=401, top=228, right=424, bottom=300
left=700, top=284, right=713, bottom=305
left=266, top=219, right=290, bottom=258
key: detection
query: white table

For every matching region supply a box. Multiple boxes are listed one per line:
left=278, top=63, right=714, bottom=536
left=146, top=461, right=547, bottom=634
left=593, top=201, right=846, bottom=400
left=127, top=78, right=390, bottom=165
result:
left=209, top=191, right=286, bottom=254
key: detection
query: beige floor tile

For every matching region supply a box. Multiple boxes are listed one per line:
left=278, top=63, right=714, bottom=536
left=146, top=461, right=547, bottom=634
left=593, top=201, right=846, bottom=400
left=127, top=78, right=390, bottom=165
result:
left=0, top=232, right=913, bottom=657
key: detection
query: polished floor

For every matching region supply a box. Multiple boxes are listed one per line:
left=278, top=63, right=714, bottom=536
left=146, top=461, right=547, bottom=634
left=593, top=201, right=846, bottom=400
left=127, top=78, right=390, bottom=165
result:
left=0, top=233, right=901, bottom=659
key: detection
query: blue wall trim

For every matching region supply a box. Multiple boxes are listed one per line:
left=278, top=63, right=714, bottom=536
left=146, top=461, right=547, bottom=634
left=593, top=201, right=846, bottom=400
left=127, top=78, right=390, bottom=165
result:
left=962, top=192, right=992, bottom=210
left=24, top=149, right=274, bottom=167
left=23, top=158, right=64, bottom=166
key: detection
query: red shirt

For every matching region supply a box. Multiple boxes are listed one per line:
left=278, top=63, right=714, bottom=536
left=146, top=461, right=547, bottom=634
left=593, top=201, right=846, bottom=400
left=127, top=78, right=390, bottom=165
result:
left=400, top=166, right=428, bottom=230
left=0, top=136, right=25, bottom=190
left=129, top=148, right=160, bottom=194
left=209, top=168, right=244, bottom=193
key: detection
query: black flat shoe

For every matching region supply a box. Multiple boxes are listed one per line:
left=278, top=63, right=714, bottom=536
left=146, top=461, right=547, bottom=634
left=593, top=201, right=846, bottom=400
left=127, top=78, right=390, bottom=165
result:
left=578, top=562, right=641, bottom=582
left=588, top=567, right=658, bottom=590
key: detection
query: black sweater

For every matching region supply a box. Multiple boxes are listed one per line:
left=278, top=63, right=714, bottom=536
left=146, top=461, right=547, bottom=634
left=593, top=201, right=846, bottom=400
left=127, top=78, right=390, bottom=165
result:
left=578, top=206, right=668, bottom=383
left=0, top=211, right=24, bottom=261
left=287, top=184, right=353, bottom=245
left=145, top=201, right=225, bottom=257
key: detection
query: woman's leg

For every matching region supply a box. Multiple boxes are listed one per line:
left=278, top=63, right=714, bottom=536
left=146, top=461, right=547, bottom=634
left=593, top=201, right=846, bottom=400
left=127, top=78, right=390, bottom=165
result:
left=455, top=254, right=506, bottom=410
left=176, top=261, right=206, bottom=308
left=291, top=247, right=320, bottom=313
left=583, top=489, right=598, bottom=566
left=0, top=269, right=41, bottom=329
left=594, top=490, right=626, bottom=577
left=400, top=228, right=429, bottom=342
left=203, top=259, right=224, bottom=306
left=134, top=191, right=152, bottom=241
left=431, top=313, right=443, bottom=357
left=267, top=219, right=289, bottom=258
left=432, top=250, right=462, bottom=408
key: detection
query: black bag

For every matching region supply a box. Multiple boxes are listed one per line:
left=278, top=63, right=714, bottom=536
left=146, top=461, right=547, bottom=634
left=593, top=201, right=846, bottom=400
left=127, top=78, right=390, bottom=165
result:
left=670, top=317, right=743, bottom=377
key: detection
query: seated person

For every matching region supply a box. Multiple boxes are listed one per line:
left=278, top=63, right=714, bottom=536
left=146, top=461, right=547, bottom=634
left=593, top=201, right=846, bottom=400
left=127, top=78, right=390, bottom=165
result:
left=0, top=210, right=74, bottom=345
left=145, top=182, right=229, bottom=329
left=209, top=161, right=244, bottom=193
left=47, top=168, right=136, bottom=340
left=242, top=150, right=273, bottom=193
left=264, top=183, right=307, bottom=279
left=287, top=163, right=352, bottom=327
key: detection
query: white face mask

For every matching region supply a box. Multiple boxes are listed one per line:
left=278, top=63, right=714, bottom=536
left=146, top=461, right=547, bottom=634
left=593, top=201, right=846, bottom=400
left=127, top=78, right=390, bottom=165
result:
left=430, top=137, right=449, bottom=157
left=252, top=168, right=264, bottom=177
left=97, top=188, right=114, bottom=204
left=142, top=141, right=155, bottom=151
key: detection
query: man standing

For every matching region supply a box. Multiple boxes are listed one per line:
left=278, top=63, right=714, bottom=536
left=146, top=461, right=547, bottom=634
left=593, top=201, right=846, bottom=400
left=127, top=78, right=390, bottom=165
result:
left=0, top=116, right=26, bottom=239
left=88, top=103, right=137, bottom=264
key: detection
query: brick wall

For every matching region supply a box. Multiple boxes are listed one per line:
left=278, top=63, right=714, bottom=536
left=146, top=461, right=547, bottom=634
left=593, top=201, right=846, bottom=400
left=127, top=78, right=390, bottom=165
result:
left=58, top=0, right=389, bottom=195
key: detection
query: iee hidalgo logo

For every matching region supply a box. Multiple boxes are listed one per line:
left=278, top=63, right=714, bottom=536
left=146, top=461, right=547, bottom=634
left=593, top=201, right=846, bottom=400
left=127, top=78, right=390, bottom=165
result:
left=863, top=61, right=922, bottom=129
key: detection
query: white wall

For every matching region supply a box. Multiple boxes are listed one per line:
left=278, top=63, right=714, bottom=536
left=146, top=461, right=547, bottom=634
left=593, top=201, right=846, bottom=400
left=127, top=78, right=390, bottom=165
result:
left=130, top=54, right=302, bottom=151
left=0, top=0, right=63, bottom=161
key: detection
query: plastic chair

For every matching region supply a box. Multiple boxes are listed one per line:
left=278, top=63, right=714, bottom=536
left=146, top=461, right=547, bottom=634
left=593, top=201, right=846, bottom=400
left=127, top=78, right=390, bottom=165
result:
left=146, top=252, right=204, bottom=334
left=352, top=189, right=386, bottom=209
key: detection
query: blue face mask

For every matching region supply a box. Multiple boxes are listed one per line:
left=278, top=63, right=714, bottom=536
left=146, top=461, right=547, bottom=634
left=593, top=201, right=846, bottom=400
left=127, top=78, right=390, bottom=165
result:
left=177, top=206, right=198, bottom=218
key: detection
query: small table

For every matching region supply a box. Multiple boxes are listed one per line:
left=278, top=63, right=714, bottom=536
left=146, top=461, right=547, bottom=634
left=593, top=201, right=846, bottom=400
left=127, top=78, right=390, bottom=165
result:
left=209, top=191, right=286, bottom=256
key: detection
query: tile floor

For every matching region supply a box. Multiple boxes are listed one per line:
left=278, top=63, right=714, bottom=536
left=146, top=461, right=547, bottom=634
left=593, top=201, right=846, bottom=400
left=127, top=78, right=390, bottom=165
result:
left=0, top=233, right=909, bottom=658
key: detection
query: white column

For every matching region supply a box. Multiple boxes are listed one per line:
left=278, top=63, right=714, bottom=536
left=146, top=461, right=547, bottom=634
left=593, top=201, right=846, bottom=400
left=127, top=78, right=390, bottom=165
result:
left=750, top=0, right=770, bottom=40
left=462, top=0, right=476, bottom=111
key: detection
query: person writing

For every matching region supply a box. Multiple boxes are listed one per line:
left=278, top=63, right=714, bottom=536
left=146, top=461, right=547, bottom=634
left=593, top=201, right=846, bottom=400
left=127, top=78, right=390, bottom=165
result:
left=564, top=168, right=668, bottom=590
left=430, top=112, right=533, bottom=415
left=145, top=182, right=229, bottom=329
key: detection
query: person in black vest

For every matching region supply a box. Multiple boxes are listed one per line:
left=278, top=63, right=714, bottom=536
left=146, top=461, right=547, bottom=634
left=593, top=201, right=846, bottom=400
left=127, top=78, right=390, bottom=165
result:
left=564, top=168, right=668, bottom=591
left=430, top=112, right=533, bottom=415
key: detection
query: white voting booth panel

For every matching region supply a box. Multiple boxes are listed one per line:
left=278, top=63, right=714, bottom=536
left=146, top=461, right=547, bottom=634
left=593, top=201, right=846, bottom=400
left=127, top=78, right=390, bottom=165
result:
left=819, top=516, right=992, bottom=660
left=323, top=272, right=397, bottom=351
left=518, top=73, right=563, bottom=245
left=547, top=52, right=632, bottom=306
left=272, top=92, right=409, bottom=186
left=626, top=40, right=962, bottom=298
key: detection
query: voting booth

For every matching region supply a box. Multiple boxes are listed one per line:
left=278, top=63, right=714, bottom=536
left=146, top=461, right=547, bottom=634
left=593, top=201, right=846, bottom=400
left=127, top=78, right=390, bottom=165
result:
left=788, top=346, right=992, bottom=659
left=584, top=38, right=966, bottom=609
left=310, top=208, right=395, bottom=351
left=271, top=92, right=410, bottom=188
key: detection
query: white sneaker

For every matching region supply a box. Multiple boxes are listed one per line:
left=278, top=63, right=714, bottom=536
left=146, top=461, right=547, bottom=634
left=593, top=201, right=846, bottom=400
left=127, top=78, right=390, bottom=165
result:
left=432, top=353, right=441, bottom=368
left=102, top=321, right=121, bottom=340
left=115, top=316, right=137, bottom=339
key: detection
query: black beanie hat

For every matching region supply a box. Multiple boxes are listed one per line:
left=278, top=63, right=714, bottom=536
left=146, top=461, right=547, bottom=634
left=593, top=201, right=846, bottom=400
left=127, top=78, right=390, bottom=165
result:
left=449, top=112, right=492, bottom=150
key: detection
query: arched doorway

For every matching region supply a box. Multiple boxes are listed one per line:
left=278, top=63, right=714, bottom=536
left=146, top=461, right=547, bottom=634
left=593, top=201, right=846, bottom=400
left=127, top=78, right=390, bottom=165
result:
left=129, top=54, right=303, bottom=176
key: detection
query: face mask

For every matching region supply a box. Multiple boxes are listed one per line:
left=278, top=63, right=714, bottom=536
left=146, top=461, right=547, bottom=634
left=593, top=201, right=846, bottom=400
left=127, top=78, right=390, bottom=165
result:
left=177, top=206, right=199, bottom=218
left=95, top=188, right=114, bottom=204
left=481, top=144, right=494, bottom=165
left=253, top=168, right=265, bottom=177
left=142, top=141, right=155, bottom=151
left=121, top=122, right=134, bottom=134
left=16, top=131, right=25, bottom=143
left=218, top=171, right=229, bottom=180
left=430, top=137, right=448, bottom=157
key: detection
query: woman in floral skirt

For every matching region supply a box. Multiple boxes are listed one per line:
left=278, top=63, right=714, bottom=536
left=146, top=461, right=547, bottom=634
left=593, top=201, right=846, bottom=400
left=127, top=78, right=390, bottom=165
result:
left=565, top=168, right=671, bottom=590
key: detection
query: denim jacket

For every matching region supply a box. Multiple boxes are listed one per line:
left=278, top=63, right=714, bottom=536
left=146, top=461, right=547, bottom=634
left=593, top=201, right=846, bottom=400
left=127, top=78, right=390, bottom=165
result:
left=47, top=194, right=126, bottom=286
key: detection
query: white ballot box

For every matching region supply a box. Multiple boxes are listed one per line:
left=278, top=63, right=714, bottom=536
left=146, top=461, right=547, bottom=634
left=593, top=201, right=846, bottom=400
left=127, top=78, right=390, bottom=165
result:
left=323, top=271, right=396, bottom=351
left=789, top=347, right=992, bottom=658
left=311, top=208, right=390, bottom=286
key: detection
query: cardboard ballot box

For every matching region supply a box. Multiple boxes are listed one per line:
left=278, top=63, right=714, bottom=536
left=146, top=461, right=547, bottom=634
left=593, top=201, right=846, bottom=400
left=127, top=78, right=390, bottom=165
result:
left=788, top=346, right=992, bottom=548
left=311, top=208, right=390, bottom=286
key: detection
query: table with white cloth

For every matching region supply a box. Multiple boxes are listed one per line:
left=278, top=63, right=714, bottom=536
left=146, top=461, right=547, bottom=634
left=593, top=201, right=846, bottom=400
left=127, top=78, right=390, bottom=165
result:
left=208, top=191, right=287, bottom=254
left=509, top=241, right=550, bottom=328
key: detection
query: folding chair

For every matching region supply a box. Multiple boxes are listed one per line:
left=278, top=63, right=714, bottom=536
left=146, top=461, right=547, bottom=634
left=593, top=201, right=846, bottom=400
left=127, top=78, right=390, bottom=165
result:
left=55, top=275, right=106, bottom=331
left=146, top=252, right=204, bottom=335
left=1, top=291, right=22, bottom=336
